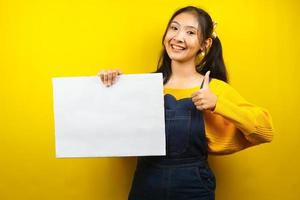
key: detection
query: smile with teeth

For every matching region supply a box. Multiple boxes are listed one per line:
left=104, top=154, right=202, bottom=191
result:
left=171, top=44, right=186, bottom=50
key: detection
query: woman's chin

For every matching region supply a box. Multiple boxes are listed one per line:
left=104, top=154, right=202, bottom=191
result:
left=168, top=54, right=185, bottom=60
left=169, top=56, right=189, bottom=63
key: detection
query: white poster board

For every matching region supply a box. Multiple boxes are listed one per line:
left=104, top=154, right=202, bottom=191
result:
left=52, top=73, right=166, bottom=158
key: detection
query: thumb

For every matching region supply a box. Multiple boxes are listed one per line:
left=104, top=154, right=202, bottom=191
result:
left=203, top=71, right=210, bottom=89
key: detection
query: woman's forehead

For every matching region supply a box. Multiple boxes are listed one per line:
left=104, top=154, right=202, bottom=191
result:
left=171, top=12, right=199, bottom=29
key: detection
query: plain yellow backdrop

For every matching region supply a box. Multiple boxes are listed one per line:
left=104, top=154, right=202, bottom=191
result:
left=1, top=0, right=299, bottom=199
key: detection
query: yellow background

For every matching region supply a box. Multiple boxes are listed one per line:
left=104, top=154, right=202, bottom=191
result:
left=1, top=0, right=299, bottom=199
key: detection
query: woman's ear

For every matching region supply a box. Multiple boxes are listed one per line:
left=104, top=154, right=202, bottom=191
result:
left=204, top=38, right=213, bottom=49
left=200, top=38, right=212, bottom=52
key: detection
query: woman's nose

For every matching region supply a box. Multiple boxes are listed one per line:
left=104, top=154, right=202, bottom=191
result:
left=173, top=30, right=185, bottom=42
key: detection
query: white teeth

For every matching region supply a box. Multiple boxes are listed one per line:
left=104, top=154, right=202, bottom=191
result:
left=171, top=45, right=185, bottom=50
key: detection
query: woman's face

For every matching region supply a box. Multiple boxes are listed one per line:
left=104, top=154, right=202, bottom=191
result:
left=163, top=12, right=202, bottom=63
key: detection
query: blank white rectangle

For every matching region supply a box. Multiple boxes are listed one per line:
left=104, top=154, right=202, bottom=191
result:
left=52, top=73, right=166, bottom=158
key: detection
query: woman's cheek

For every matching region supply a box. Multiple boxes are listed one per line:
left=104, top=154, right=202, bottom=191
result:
left=165, top=31, right=176, bottom=40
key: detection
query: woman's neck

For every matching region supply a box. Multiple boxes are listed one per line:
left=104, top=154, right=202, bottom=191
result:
left=165, top=60, right=203, bottom=87
left=170, top=60, right=199, bottom=79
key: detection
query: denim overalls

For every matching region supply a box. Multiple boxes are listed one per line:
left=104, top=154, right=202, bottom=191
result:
left=128, top=79, right=216, bottom=200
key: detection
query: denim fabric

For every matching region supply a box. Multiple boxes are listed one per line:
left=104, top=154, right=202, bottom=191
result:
left=128, top=79, right=216, bottom=200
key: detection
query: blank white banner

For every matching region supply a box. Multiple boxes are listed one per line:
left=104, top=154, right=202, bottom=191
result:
left=52, top=73, right=166, bottom=158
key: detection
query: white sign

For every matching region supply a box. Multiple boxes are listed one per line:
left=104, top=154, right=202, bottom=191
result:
left=52, top=73, right=166, bottom=158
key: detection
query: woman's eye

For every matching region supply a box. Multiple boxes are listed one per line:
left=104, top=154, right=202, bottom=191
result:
left=187, top=31, right=195, bottom=35
left=170, top=26, right=178, bottom=30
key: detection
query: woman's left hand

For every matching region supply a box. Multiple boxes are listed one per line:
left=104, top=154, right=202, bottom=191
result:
left=191, top=71, right=218, bottom=111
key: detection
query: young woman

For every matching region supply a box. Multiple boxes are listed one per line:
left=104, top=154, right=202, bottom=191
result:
left=98, top=6, right=274, bottom=200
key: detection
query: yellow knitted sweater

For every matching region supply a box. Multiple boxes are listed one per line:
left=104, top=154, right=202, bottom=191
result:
left=163, top=78, right=274, bottom=155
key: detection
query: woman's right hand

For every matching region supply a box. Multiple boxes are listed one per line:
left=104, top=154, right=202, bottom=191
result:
left=97, top=69, right=122, bottom=87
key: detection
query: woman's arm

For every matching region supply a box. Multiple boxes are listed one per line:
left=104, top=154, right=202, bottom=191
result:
left=211, top=80, right=274, bottom=145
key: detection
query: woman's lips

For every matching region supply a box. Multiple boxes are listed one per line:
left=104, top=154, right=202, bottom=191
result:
left=171, top=44, right=186, bottom=51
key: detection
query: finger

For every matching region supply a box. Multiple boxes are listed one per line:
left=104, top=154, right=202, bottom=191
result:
left=191, top=88, right=205, bottom=98
left=192, top=93, right=204, bottom=102
left=191, top=89, right=203, bottom=98
left=107, top=70, right=113, bottom=86
left=203, top=71, right=210, bottom=89
left=194, top=101, right=201, bottom=106
left=100, top=73, right=104, bottom=83
left=115, top=69, right=122, bottom=84
left=194, top=100, right=204, bottom=107
left=111, top=70, right=117, bottom=84
left=192, top=96, right=197, bottom=103
left=196, top=101, right=208, bottom=110
left=103, top=70, right=108, bottom=86
left=116, top=69, right=123, bottom=75
left=196, top=105, right=204, bottom=111
left=97, top=71, right=104, bottom=83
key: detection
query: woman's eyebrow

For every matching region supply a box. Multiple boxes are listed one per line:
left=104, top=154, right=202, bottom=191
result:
left=171, top=21, right=198, bottom=30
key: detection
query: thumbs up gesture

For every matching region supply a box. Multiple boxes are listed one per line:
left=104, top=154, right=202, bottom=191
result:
left=191, top=71, right=218, bottom=111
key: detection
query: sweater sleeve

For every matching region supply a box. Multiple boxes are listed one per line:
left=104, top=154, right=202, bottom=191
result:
left=211, top=81, right=274, bottom=145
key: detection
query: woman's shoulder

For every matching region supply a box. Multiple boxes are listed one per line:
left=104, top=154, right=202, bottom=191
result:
left=210, top=77, right=230, bottom=85
left=210, top=78, right=247, bottom=102
left=210, top=78, right=232, bottom=94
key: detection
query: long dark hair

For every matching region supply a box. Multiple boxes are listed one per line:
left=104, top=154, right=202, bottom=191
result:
left=155, top=6, right=229, bottom=84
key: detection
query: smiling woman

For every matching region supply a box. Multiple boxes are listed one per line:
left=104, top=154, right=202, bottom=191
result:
left=98, top=5, right=274, bottom=200
left=164, top=13, right=203, bottom=64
